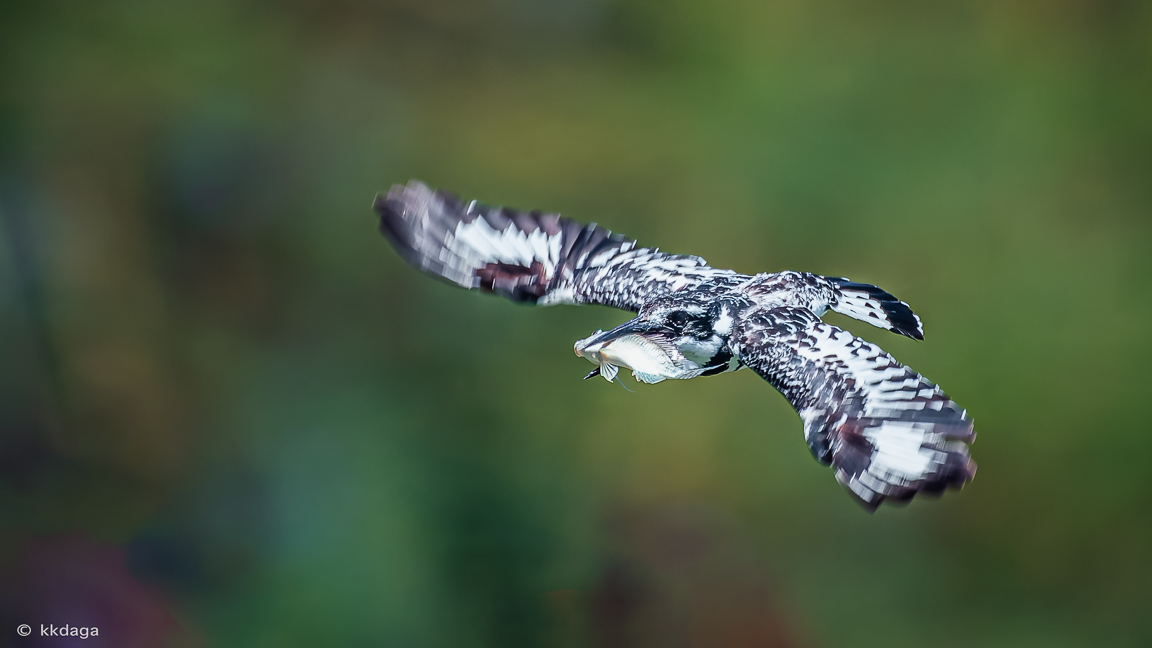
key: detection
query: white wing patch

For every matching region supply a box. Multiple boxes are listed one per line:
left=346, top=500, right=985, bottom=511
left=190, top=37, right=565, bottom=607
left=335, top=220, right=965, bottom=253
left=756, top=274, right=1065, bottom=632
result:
left=863, top=422, right=937, bottom=479
left=450, top=217, right=559, bottom=277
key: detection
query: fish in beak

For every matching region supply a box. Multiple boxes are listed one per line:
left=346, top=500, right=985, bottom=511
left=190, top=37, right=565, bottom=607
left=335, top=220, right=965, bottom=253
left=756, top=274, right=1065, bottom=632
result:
left=573, top=320, right=685, bottom=384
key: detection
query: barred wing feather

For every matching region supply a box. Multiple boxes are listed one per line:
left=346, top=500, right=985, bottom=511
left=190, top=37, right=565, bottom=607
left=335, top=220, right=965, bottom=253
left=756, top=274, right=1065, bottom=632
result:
left=731, top=306, right=976, bottom=509
left=375, top=181, right=741, bottom=312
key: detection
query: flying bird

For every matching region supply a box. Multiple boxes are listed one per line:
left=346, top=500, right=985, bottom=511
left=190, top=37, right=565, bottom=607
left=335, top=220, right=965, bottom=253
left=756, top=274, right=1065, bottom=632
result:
left=375, top=180, right=976, bottom=510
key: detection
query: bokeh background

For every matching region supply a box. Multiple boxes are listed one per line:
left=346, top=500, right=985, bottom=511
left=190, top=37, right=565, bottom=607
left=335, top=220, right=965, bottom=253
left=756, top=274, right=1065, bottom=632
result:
left=2, top=1, right=1151, bottom=646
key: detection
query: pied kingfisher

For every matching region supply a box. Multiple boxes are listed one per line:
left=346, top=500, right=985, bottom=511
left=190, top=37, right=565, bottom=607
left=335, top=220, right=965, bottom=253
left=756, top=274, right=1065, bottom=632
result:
left=376, top=181, right=976, bottom=510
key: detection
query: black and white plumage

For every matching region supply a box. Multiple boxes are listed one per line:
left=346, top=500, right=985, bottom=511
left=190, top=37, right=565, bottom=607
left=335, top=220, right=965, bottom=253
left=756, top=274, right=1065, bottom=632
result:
left=376, top=180, right=976, bottom=510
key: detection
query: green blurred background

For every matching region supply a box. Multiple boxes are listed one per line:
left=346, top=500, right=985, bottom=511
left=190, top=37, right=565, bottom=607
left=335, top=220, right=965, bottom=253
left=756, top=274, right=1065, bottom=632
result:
left=1, top=1, right=1150, bottom=646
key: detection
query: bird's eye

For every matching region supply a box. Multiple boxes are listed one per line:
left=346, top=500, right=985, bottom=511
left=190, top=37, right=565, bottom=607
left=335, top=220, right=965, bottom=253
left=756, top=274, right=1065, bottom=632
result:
left=667, top=311, right=689, bottom=327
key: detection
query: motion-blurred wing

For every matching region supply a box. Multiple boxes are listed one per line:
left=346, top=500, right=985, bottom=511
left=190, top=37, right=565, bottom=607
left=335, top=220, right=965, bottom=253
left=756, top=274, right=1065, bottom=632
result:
left=731, top=306, right=975, bottom=510
left=375, top=181, right=739, bottom=312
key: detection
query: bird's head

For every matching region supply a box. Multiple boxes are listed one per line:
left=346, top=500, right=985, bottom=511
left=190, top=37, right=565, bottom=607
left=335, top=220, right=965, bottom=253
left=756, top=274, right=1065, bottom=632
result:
left=573, top=295, right=736, bottom=383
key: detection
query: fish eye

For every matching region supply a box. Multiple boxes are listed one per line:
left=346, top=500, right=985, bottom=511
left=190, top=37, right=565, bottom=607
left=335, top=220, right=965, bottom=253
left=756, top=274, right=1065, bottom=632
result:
left=667, top=311, right=689, bottom=327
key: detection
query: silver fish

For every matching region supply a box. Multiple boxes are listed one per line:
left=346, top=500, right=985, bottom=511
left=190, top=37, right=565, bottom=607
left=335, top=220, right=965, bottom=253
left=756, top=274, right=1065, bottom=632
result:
left=574, top=332, right=682, bottom=384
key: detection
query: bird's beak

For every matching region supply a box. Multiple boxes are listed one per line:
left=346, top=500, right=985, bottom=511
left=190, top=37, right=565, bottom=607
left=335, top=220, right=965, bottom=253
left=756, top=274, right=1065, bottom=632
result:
left=573, top=318, right=657, bottom=355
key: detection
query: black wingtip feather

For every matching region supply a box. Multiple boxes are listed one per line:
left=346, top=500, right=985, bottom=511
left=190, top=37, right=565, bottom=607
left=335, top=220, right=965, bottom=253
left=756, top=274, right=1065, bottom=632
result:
left=882, top=300, right=924, bottom=341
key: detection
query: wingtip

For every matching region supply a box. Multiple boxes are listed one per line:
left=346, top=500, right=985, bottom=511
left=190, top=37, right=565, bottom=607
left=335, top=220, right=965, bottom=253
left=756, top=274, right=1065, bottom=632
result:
left=372, top=191, right=389, bottom=215
left=375, top=185, right=417, bottom=253
left=888, top=301, right=925, bottom=340
left=374, top=180, right=437, bottom=211
left=906, top=310, right=926, bottom=340
left=374, top=181, right=446, bottom=238
left=828, top=276, right=926, bottom=341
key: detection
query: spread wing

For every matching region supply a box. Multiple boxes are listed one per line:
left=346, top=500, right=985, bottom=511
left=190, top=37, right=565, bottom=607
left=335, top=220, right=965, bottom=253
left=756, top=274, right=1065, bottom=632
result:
left=375, top=181, right=741, bottom=312
left=731, top=305, right=976, bottom=510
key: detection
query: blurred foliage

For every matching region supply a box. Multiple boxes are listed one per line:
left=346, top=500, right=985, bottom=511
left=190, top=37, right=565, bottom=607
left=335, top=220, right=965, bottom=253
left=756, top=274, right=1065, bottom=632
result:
left=1, top=0, right=1151, bottom=646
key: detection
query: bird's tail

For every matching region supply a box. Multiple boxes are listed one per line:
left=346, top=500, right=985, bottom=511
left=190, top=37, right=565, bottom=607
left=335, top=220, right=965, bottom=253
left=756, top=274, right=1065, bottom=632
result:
left=827, top=277, right=924, bottom=340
